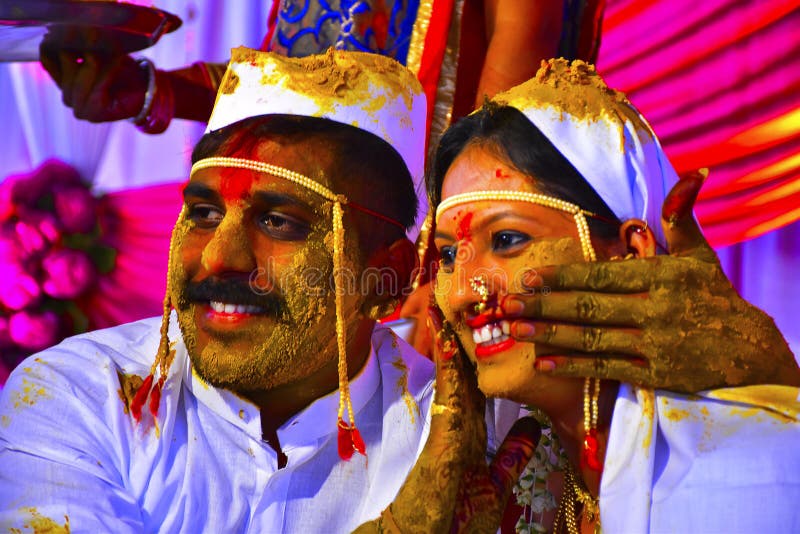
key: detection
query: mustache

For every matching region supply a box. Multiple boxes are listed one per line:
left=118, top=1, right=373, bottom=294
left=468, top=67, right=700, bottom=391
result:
left=184, top=277, right=288, bottom=318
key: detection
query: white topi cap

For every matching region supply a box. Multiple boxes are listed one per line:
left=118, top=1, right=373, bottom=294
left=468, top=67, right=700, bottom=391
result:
left=207, top=47, right=428, bottom=238
left=493, top=59, right=680, bottom=248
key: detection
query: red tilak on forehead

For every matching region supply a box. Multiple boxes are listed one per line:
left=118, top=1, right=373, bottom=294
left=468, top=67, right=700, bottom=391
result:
left=495, top=167, right=510, bottom=179
left=456, top=211, right=474, bottom=242
left=219, top=167, right=255, bottom=202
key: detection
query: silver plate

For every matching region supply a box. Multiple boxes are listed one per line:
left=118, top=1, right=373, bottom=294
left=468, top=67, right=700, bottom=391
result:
left=0, top=0, right=181, bottom=61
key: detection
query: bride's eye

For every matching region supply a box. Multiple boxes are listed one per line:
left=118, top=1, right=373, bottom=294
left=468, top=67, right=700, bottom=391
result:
left=491, top=231, right=530, bottom=252
left=439, top=245, right=457, bottom=270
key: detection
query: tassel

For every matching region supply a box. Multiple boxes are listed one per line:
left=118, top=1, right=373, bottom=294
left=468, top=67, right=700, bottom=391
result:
left=149, top=377, right=165, bottom=420
left=130, top=373, right=154, bottom=423
left=338, top=418, right=367, bottom=461
left=581, top=428, right=603, bottom=472
left=351, top=426, right=366, bottom=456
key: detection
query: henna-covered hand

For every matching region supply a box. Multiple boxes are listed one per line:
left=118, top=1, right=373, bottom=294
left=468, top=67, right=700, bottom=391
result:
left=501, top=171, right=800, bottom=393
left=354, top=306, right=540, bottom=533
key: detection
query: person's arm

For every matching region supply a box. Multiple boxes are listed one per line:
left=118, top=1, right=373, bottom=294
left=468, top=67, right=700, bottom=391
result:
left=500, top=171, right=800, bottom=392
left=354, top=307, right=540, bottom=533
left=475, top=0, right=563, bottom=106
left=39, top=41, right=225, bottom=132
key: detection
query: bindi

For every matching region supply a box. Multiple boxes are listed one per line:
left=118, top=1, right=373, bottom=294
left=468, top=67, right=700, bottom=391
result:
left=456, top=211, right=474, bottom=242
left=495, top=168, right=510, bottom=179
left=219, top=167, right=254, bottom=202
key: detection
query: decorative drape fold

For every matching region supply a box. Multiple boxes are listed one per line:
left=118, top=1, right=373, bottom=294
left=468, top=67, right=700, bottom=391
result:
left=598, top=1, right=800, bottom=247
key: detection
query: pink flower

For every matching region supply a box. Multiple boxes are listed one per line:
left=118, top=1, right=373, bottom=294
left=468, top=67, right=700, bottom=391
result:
left=8, top=309, right=60, bottom=351
left=16, top=207, right=62, bottom=245
left=14, top=218, right=52, bottom=258
left=0, top=225, right=22, bottom=262
left=41, top=248, right=97, bottom=299
left=0, top=262, right=41, bottom=310
left=9, top=160, right=81, bottom=206
left=53, top=184, right=97, bottom=234
left=0, top=316, right=11, bottom=347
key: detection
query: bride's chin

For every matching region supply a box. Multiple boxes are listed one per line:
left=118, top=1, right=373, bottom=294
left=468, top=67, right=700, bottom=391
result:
left=474, top=361, right=538, bottom=402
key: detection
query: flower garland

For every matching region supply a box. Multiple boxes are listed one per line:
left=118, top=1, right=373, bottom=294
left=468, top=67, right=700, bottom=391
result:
left=513, top=407, right=570, bottom=533
left=0, top=160, right=115, bottom=379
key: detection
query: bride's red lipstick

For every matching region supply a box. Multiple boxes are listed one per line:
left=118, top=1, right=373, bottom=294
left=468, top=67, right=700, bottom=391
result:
left=475, top=338, right=516, bottom=358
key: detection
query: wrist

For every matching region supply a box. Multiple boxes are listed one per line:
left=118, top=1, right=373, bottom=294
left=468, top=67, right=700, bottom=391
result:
left=130, top=57, right=175, bottom=134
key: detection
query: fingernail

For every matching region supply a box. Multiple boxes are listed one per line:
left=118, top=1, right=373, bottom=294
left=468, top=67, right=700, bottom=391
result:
left=535, top=358, right=556, bottom=371
left=512, top=321, right=535, bottom=339
left=502, top=296, right=524, bottom=316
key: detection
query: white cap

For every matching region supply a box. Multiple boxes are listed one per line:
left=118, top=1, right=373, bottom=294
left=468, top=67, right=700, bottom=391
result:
left=493, top=59, right=679, bottom=248
left=207, top=47, right=428, bottom=238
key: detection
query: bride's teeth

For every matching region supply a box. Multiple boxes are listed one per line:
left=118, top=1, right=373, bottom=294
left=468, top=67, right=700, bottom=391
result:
left=501, top=320, right=510, bottom=335
left=492, top=325, right=502, bottom=340
left=223, top=303, right=235, bottom=313
left=473, top=330, right=482, bottom=344
left=211, top=301, right=225, bottom=312
left=480, top=325, right=492, bottom=343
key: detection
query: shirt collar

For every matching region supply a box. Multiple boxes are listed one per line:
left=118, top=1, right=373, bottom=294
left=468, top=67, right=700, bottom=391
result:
left=180, top=328, right=380, bottom=445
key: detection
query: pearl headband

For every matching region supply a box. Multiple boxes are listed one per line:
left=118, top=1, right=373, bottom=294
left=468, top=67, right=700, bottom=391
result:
left=435, top=190, right=598, bottom=262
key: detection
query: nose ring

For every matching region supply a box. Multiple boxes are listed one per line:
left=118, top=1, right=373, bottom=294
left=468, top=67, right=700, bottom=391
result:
left=469, top=275, right=490, bottom=313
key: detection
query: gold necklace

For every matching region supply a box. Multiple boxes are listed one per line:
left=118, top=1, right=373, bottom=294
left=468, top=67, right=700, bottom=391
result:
left=553, top=467, right=601, bottom=534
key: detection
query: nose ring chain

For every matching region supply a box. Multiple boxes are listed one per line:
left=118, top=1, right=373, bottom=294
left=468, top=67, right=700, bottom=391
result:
left=469, top=275, right=491, bottom=313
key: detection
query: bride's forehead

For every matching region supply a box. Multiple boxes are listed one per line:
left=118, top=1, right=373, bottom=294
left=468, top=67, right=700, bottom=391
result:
left=442, top=146, right=537, bottom=193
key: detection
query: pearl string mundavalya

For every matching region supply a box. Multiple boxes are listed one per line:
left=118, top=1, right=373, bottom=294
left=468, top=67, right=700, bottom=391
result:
left=435, top=190, right=598, bottom=262
left=191, top=157, right=344, bottom=203
left=189, top=156, right=362, bottom=460
left=583, top=377, right=600, bottom=436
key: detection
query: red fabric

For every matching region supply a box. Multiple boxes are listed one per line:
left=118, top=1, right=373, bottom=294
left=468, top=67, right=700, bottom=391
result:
left=260, top=0, right=281, bottom=51
left=598, top=0, right=800, bottom=247
left=415, top=0, right=456, bottom=146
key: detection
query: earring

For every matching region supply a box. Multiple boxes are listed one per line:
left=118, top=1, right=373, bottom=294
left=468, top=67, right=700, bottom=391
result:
left=469, top=275, right=490, bottom=313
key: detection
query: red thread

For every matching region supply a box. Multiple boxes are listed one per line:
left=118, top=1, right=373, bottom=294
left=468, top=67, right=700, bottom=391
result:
left=130, top=374, right=154, bottom=423
left=348, top=201, right=406, bottom=231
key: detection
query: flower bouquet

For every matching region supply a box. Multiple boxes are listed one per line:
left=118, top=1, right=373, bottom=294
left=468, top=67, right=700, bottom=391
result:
left=0, top=160, right=115, bottom=381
